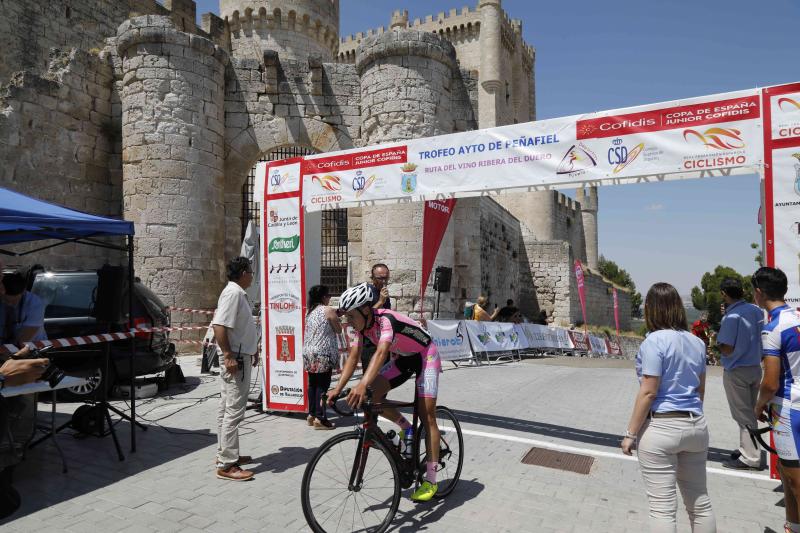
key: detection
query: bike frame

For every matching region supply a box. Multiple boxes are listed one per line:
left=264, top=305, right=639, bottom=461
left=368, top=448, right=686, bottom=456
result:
left=348, top=388, right=421, bottom=491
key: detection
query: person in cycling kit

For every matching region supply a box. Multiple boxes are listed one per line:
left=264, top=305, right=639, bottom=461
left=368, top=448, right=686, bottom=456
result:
left=328, top=283, right=442, bottom=502
left=753, top=267, right=800, bottom=533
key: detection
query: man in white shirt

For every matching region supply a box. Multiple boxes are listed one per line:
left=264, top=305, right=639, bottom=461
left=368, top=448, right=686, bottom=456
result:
left=213, top=257, right=259, bottom=481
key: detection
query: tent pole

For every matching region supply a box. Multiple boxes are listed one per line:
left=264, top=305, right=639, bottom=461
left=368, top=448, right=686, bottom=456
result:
left=128, top=234, right=136, bottom=453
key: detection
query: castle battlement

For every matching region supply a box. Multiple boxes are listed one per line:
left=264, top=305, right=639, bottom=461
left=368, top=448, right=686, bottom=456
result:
left=224, top=5, right=339, bottom=57
left=337, top=5, right=533, bottom=69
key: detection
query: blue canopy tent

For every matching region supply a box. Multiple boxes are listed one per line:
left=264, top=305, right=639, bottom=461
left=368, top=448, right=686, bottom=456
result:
left=0, top=186, right=140, bottom=456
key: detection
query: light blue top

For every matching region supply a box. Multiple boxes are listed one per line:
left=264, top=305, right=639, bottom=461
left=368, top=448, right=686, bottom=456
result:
left=635, top=329, right=707, bottom=415
left=9, top=291, right=47, bottom=343
left=717, top=300, right=764, bottom=370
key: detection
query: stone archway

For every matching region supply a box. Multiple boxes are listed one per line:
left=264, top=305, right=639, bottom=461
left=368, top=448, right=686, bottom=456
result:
left=222, top=116, right=354, bottom=260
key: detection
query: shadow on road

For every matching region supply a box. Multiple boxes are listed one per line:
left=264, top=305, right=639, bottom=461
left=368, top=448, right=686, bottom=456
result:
left=389, top=478, right=485, bottom=532
left=451, top=409, right=735, bottom=465
left=249, top=446, right=316, bottom=474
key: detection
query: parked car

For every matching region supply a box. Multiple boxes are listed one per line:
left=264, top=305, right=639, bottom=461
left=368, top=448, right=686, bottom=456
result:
left=25, top=269, right=176, bottom=402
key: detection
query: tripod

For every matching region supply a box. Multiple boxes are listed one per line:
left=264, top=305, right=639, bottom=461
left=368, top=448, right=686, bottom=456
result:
left=96, top=339, right=147, bottom=461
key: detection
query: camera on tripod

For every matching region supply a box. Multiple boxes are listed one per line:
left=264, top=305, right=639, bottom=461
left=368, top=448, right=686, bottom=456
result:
left=22, top=345, right=66, bottom=389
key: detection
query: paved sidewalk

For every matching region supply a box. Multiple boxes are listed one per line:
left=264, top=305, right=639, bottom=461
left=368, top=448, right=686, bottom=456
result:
left=0, top=355, right=785, bottom=532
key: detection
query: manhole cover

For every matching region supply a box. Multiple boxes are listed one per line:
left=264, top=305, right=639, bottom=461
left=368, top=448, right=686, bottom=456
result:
left=521, top=447, right=594, bottom=475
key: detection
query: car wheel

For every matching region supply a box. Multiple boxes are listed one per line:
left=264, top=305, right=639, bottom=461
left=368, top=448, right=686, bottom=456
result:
left=59, top=365, right=115, bottom=402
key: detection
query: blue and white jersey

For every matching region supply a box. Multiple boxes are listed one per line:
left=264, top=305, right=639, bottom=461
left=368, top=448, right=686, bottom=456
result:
left=763, top=304, right=800, bottom=406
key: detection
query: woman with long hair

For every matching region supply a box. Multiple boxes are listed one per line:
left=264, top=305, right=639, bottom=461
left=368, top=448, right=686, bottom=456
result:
left=621, top=283, right=716, bottom=532
left=302, top=285, right=342, bottom=429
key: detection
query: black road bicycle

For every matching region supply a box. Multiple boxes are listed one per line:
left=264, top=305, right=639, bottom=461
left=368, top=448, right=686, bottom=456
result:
left=301, top=389, right=464, bottom=533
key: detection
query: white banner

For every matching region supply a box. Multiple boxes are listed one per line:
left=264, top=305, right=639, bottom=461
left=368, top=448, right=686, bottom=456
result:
left=765, top=83, right=800, bottom=305
left=464, top=321, right=525, bottom=353
left=261, top=159, right=307, bottom=412
left=519, top=323, right=573, bottom=350
left=427, top=320, right=473, bottom=361
left=589, top=335, right=609, bottom=354
left=302, top=88, right=762, bottom=211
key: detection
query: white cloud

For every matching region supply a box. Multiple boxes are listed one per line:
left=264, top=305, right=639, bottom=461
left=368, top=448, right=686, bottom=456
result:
left=645, top=203, right=664, bottom=211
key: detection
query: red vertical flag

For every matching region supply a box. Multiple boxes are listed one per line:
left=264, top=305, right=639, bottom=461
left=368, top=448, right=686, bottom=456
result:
left=613, top=287, right=620, bottom=337
left=574, top=260, right=587, bottom=328
left=419, top=199, right=457, bottom=313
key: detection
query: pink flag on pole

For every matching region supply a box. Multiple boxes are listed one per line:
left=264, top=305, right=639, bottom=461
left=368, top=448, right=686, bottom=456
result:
left=574, top=259, right=587, bottom=326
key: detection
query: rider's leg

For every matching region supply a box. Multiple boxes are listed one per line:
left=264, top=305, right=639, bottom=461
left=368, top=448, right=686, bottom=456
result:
left=369, top=375, right=407, bottom=428
left=418, top=396, right=440, bottom=480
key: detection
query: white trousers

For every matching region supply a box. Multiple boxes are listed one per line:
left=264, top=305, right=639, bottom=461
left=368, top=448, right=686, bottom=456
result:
left=637, top=415, right=716, bottom=533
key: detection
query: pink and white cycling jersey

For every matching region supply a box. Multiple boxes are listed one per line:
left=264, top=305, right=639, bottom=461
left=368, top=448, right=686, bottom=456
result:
left=350, top=308, right=432, bottom=356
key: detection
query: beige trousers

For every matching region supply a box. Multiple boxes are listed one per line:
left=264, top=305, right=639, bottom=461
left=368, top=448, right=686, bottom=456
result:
left=216, top=357, right=252, bottom=468
left=722, top=365, right=762, bottom=467
left=637, top=415, right=716, bottom=533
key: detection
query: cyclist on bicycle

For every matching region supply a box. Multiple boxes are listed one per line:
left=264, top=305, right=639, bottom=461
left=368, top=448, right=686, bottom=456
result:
left=328, top=282, right=442, bottom=502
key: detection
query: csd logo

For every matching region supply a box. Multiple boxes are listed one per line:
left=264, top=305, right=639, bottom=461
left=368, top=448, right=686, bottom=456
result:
left=607, top=138, right=628, bottom=165
left=352, top=171, right=366, bottom=191
left=270, top=171, right=282, bottom=186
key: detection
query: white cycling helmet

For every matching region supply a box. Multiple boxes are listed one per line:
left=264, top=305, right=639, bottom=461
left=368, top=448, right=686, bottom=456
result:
left=338, top=283, right=373, bottom=312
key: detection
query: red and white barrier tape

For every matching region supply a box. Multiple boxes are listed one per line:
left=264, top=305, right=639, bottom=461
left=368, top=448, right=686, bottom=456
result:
left=167, top=306, right=216, bottom=315
left=0, top=324, right=209, bottom=355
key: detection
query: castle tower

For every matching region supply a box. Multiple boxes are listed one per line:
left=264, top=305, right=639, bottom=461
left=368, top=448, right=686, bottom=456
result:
left=478, top=0, right=503, bottom=128
left=220, top=0, right=340, bottom=62
left=576, top=186, right=599, bottom=270
left=356, top=29, right=458, bottom=315
left=117, top=15, right=229, bottom=311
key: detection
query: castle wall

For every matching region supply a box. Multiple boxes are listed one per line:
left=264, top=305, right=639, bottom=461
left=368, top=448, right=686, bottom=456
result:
left=0, top=0, right=182, bottom=84
left=0, top=48, right=122, bottom=268
left=478, top=197, right=522, bottom=311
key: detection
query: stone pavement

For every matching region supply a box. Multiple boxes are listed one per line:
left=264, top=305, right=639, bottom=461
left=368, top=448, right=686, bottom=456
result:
left=0, top=355, right=785, bottom=532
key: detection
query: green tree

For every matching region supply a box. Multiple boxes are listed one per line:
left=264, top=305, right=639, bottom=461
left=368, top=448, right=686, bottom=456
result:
left=690, top=265, right=753, bottom=329
left=598, top=255, right=643, bottom=318
left=751, top=242, right=763, bottom=267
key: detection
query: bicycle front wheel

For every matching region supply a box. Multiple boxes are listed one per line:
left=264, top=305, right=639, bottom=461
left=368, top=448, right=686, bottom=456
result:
left=415, top=406, right=464, bottom=498
left=301, top=431, right=401, bottom=533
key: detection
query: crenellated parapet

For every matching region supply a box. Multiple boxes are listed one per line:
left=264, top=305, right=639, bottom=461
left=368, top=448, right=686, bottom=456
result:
left=337, top=4, right=533, bottom=71
left=221, top=1, right=339, bottom=61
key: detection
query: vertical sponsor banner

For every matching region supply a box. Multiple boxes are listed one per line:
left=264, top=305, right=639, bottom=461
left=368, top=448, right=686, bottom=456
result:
left=764, top=83, right=800, bottom=310
left=427, top=320, right=473, bottom=361
left=420, top=199, right=457, bottom=312
left=574, top=260, right=588, bottom=326
left=761, top=82, right=800, bottom=479
left=261, top=158, right=307, bottom=413
left=613, top=288, right=620, bottom=336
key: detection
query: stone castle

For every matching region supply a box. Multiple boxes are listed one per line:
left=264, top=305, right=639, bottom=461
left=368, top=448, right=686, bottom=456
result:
left=0, top=0, right=631, bottom=332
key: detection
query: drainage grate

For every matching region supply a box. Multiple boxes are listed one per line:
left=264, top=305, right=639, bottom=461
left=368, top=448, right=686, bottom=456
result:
left=521, top=447, right=594, bottom=475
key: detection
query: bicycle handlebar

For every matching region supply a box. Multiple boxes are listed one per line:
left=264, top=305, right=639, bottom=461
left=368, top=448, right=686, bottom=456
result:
left=746, top=424, right=777, bottom=455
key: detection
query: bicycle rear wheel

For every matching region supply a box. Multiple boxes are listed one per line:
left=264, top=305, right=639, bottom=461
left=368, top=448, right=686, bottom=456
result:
left=414, top=406, right=464, bottom=498
left=301, top=431, right=401, bottom=533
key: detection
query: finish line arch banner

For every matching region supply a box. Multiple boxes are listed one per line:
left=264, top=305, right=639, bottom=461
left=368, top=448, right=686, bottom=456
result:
left=257, top=81, right=800, bottom=414
left=301, top=86, right=764, bottom=211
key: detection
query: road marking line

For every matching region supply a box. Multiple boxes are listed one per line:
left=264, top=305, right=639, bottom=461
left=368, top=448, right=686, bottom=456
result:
left=457, top=427, right=774, bottom=482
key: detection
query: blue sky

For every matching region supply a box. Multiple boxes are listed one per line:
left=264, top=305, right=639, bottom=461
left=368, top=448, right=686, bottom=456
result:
left=193, top=0, right=798, bottom=295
